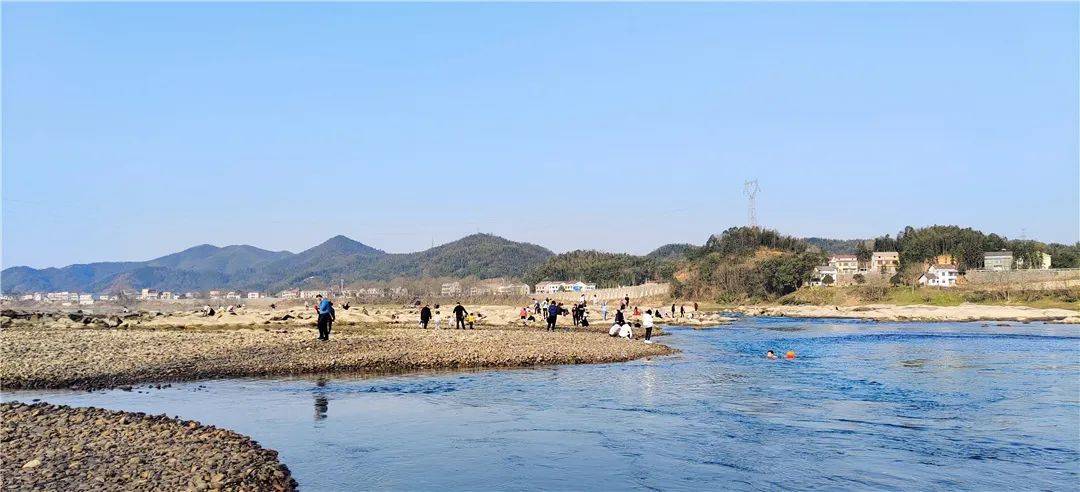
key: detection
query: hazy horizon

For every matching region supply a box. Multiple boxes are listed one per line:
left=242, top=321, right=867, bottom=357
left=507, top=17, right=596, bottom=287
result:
left=4, top=3, right=1078, bottom=269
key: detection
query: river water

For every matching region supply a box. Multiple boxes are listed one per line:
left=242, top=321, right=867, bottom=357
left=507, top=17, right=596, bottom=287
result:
left=5, top=318, right=1079, bottom=490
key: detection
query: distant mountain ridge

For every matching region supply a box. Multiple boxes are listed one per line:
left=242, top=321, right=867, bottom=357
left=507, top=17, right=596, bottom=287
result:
left=0, top=234, right=553, bottom=293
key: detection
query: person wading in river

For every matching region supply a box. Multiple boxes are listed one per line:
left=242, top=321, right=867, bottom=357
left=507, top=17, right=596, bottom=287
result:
left=453, top=302, right=468, bottom=330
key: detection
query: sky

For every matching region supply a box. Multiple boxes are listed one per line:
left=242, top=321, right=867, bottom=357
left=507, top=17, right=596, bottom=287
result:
left=2, top=2, right=1078, bottom=269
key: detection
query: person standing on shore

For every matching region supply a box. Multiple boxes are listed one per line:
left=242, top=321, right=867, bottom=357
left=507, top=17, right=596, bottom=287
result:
left=453, top=302, right=468, bottom=330
left=642, top=309, right=654, bottom=344
left=434, top=304, right=442, bottom=329
left=316, top=295, right=335, bottom=341
left=546, top=301, right=559, bottom=331
left=672, top=303, right=677, bottom=318
left=601, top=301, right=608, bottom=321
left=420, top=304, right=432, bottom=329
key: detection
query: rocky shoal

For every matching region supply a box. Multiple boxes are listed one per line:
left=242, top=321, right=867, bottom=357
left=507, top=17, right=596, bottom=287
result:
left=0, top=401, right=296, bottom=491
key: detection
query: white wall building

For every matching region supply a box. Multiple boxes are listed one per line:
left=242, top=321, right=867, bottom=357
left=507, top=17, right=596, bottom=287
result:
left=919, top=265, right=959, bottom=287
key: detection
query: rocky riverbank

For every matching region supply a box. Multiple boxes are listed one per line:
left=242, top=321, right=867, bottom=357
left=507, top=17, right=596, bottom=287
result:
left=0, top=302, right=732, bottom=331
left=0, top=325, right=675, bottom=390
left=734, top=303, right=1080, bottom=323
left=0, top=401, right=296, bottom=491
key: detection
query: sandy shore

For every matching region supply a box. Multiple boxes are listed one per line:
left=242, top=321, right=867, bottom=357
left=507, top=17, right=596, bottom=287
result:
left=734, top=303, right=1080, bottom=323
left=0, top=324, right=674, bottom=390
left=0, top=401, right=296, bottom=491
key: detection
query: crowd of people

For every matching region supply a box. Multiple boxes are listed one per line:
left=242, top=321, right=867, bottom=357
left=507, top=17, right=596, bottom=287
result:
left=306, top=291, right=700, bottom=344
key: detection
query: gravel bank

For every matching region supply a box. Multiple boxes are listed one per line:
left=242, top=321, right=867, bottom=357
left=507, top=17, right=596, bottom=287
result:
left=1, top=326, right=675, bottom=390
left=0, top=401, right=295, bottom=491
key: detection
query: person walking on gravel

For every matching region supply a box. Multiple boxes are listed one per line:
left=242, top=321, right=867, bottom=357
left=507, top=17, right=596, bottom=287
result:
left=453, top=302, right=468, bottom=330
left=546, top=301, right=560, bottom=331
left=420, top=304, right=432, bottom=329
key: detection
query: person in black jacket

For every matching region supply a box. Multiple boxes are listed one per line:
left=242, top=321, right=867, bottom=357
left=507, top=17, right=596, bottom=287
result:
left=453, top=303, right=468, bottom=330
left=614, top=308, right=625, bottom=327
left=420, top=305, right=432, bottom=329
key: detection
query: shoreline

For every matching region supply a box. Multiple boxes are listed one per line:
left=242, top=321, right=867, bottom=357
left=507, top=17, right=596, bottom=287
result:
left=0, top=401, right=297, bottom=491
left=0, top=324, right=675, bottom=391
left=731, top=303, right=1080, bottom=323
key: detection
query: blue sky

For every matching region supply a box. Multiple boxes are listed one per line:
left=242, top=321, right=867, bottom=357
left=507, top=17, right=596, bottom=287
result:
left=3, top=2, right=1077, bottom=268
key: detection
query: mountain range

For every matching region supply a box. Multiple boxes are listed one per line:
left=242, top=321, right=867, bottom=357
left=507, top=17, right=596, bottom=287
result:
left=1, top=234, right=555, bottom=294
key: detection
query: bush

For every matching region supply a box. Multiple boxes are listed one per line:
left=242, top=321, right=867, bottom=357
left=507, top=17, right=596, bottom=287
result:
left=852, top=274, right=866, bottom=284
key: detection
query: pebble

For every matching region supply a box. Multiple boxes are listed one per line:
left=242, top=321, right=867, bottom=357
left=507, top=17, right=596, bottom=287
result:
left=1, top=402, right=297, bottom=491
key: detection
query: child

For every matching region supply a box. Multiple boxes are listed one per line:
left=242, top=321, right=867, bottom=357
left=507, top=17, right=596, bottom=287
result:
left=465, top=312, right=476, bottom=330
left=765, top=350, right=778, bottom=360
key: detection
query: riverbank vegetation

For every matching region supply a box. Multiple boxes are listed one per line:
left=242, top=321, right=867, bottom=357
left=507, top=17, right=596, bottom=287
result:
left=775, top=286, right=1080, bottom=310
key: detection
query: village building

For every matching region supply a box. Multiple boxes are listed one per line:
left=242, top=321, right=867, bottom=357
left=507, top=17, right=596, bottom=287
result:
left=810, top=265, right=838, bottom=286
left=299, top=290, right=328, bottom=299
left=440, top=282, right=462, bottom=296
left=828, top=254, right=860, bottom=274
left=870, top=252, right=900, bottom=274
left=564, top=281, right=596, bottom=292
left=208, top=290, right=222, bottom=300
left=278, top=289, right=299, bottom=299
left=78, top=294, right=95, bottom=305
left=139, top=289, right=159, bottom=300
left=497, top=283, right=531, bottom=296
left=225, top=291, right=242, bottom=300
left=363, top=287, right=383, bottom=297
left=1016, top=252, right=1052, bottom=270
left=533, top=281, right=562, bottom=294
left=983, top=251, right=1013, bottom=271
left=468, top=285, right=493, bottom=296
left=389, top=286, right=409, bottom=297
left=919, top=265, right=959, bottom=287
left=247, top=292, right=261, bottom=299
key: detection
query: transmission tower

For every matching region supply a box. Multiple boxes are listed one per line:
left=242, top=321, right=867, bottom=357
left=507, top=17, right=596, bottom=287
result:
left=743, top=179, right=760, bottom=227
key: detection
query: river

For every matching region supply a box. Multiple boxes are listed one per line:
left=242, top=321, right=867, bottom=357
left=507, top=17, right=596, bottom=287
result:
left=5, top=318, right=1079, bottom=490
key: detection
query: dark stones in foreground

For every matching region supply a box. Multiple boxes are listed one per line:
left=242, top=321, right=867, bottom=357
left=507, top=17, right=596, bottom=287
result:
left=0, top=401, right=297, bottom=491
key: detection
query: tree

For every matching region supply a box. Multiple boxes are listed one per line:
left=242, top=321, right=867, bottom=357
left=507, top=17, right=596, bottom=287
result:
left=821, top=274, right=835, bottom=286
left=852, top=273, right=866, bottom=284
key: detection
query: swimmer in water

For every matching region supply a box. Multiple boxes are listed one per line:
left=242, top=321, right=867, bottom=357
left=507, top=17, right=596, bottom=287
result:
left=765, top=350, right=778, bottom=360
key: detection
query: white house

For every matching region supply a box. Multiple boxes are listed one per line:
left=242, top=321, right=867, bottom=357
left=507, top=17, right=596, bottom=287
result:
left=279, top=289, right=299, bottom=299
left=247, top=292, right=261, bottom=299
left=564, top=281, right=596, bottom=292
left=225, top=291, right=242, bottom=300
left=828, top=254, right=860, bottom=275
left=534, top=281, right=562, bottom=294
left=918, top=265, right=959, bottom=287
left=810, top=265, right=838, bottom=286
left=299, top=290, right=328, bottom=299
left=78, top=294, right=95, bottom=305
left=440, top=282, right=462, bottom=296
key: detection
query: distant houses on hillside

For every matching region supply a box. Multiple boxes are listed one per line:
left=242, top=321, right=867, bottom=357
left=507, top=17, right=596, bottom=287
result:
left=811, top=249, right=1055, bottom=288
left=534, top=281, right=597, bottom=294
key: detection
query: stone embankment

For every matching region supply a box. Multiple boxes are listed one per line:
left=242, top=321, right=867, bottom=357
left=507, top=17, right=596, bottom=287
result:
left=0, top=401, right=296, bottom=491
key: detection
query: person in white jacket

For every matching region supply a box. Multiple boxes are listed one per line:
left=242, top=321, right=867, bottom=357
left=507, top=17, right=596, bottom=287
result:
left=642, top=310, right=655, bottom=344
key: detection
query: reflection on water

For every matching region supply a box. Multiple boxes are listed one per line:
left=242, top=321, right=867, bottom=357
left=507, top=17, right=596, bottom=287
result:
left=314, top=395, right=328, bottom=420
left=4, top=319, right=1078, bottom=491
